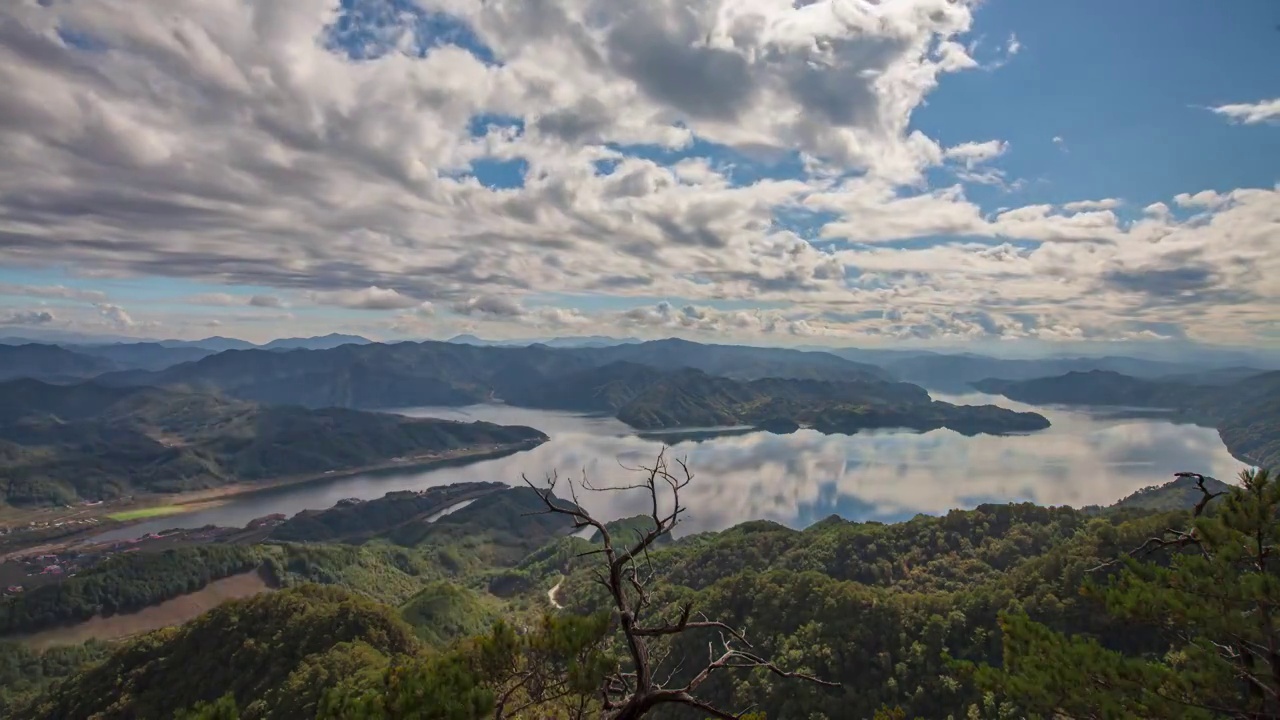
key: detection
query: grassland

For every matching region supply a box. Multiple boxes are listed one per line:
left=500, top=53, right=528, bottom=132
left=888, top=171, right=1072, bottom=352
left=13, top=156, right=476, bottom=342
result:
left=105, top=506, right=188, bottom=521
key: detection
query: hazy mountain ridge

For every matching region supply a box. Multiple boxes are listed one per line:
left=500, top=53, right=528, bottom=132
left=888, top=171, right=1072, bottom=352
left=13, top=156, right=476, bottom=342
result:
left=973, top=370, right=1280, bottom=469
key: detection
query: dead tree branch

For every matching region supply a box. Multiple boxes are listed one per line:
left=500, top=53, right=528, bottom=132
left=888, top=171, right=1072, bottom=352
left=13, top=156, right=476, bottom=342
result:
left=523, top=448, right=839, bottom=719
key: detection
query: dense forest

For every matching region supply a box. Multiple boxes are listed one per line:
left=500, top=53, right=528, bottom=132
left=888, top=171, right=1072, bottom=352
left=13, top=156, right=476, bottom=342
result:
left=0, top=379, right=547, bottom=506
left=1, top=463, right=1276, bottom=718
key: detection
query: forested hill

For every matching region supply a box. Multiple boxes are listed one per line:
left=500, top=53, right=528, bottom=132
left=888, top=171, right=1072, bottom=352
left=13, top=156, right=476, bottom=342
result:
left=94, top=342, right=1047, bottom=436
left=2, top=470, right=1267, bottom=719
left=0, top=379, right=547, bottom=506
left=973, top=369, right=1280, bottom=469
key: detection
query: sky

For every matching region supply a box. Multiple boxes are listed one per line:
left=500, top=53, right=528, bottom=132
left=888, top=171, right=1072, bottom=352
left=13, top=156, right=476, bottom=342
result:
left=0, top=0, right=1276, bottom=351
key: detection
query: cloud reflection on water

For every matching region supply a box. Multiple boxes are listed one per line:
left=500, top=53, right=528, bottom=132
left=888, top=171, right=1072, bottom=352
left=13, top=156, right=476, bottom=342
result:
left=89, top=393, right=1244, bottom=541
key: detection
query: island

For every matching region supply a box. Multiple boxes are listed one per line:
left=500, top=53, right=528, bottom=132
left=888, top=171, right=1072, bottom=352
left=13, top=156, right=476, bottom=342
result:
left=972, top=369, right=1280, bottom=469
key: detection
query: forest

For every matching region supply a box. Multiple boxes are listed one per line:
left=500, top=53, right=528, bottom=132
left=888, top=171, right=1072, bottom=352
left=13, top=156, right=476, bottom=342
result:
left=0, top=378, right=546, bottom=506
left=0, top=459, right=1275, bottom=718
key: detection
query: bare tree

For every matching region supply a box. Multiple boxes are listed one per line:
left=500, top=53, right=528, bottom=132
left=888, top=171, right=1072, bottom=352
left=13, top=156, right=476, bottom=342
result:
left=523, top=448, right=839, bottom=720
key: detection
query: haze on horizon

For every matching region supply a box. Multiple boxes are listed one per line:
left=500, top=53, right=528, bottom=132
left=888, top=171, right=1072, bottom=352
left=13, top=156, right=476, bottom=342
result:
left=0, top=0, right=1276, bottom=356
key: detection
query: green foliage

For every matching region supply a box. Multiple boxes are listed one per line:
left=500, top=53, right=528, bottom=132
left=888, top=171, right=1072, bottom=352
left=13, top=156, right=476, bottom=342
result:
left=11, top=469, right=1271, bottom=719
left=0, top=639, right=114, bottom=715
left=0, top=545, right=264, bottom=635
left=321, top=613, right=613, bottom=719
left=18, top=584, right=421, bottom=720
left=986, top=467, right=1280, bottom=718
left=177, top=694, right=242, bottom=720
left=399, top=581, right=500, bottom=646
left=265, top=543, right=429, bottom=605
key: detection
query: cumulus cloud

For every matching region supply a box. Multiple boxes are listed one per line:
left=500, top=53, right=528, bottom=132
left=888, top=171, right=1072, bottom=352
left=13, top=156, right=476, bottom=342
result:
left=944, top=140, right=1008, bottom=168
left=0, top=1, right=1273, bottom=347
left=619, top=301, right=812, bottom=336
left=1, top=310, right=56, bottom=326
left=1062, top=198, right=1121, bottom=212
left=1173, top=190, right=1229, bottom=210
left=451, top=295, right=526, bottom=318
left=312, top=286, right=419, bottom=310
left=95, top=303, right=136, bottom=329
left=1209, top=98, right=1280, bottom=125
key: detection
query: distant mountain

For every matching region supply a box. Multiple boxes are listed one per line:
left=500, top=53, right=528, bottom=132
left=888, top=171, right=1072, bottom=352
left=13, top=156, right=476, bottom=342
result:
left=0, top=379, right=548, bottom=506
left=970, top=370, right=1212, bottom=408
left=261, top=333, right=372, bottom=350
left=72, top=342, right=217, bottom=371
left=973, top=370, right=1280, bottom=470
left=447, top=334, right=641, bottom=348
left=876, top=353, right=1204, bottom=392
left=584, top=338, right=889, bottom=382
left=155, top=336, right=258, bottom=352
left=96, top=338, right=891, bottom=409
left=0, top=344, right=118, bottom=382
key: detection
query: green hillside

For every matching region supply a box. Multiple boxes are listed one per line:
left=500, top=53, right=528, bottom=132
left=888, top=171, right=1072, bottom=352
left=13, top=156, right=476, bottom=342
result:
left=0, top=379, right=547, bottom=506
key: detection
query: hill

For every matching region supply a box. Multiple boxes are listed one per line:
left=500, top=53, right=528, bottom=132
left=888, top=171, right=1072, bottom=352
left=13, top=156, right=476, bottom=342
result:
left=70, top=342, right=218, bottom=371
left=0, top=379, right=547, bottom=506
left=0, top=344, right=118, bottom=382
left=269, top=482, right=506, bottom=543
left=0, top=468, right=1266, bottom=719
left=973, top=370, right=1280, bottom=469
left=12, top=585, right=420, bottom=720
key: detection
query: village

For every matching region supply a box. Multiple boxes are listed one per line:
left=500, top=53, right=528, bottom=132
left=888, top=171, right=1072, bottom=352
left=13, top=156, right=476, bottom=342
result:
left=0, top=513, right=288, bottom=598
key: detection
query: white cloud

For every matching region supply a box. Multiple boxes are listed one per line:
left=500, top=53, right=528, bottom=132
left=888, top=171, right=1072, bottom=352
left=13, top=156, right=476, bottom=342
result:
left=312, top=287, right=419, bottom=310
left=0, top=1, right=1272, bottom=348
left=1, top=310, right=56, bottom=326
left=95, top=303, right=136, bottom=329
left=1173, top=190, right=1229, bottom=210
left=944, top=140, right=1009, bottom=169
left=1209, top=98, right=1280, bottom=125
left=1006, top=33, right=1022, bottom=56
left=1062, top=198, right=1122, bottom=212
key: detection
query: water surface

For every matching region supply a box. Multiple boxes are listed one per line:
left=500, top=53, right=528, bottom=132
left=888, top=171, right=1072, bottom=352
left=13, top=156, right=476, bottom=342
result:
left=89, top=393, right=1244, bottom=541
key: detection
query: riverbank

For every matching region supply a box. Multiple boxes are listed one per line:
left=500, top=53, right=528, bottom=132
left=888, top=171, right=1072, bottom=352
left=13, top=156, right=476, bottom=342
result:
left=0, top=438, right=545, bottom=555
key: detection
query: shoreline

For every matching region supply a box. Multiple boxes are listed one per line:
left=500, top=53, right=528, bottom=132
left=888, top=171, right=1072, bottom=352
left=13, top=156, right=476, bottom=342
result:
left=0, top=439, right=545, bottom=550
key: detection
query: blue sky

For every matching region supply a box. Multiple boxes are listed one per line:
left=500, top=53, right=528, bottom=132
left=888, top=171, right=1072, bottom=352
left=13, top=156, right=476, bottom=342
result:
left=0, top=0, right=1275, bottom=351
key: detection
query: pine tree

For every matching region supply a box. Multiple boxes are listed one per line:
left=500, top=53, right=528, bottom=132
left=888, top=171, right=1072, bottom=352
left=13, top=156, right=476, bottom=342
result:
left=986, top=467, right=1280, bottom=719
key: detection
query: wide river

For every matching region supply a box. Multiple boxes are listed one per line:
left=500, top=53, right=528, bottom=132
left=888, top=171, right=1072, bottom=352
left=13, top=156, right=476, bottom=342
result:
left=90, top=392, right=1245, bottom=541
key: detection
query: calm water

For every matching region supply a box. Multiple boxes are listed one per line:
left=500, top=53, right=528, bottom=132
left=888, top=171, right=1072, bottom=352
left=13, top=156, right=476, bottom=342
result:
left=88, top=393, right=1245, bottom=542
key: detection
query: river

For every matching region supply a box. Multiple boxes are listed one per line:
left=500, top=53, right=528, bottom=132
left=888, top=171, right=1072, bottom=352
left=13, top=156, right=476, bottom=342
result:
left=88, top=392, right=1245, bottom=541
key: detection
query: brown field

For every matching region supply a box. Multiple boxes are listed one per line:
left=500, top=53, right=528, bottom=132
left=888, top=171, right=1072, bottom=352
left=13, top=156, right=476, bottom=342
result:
left=16, top=570, right=273, bottom=650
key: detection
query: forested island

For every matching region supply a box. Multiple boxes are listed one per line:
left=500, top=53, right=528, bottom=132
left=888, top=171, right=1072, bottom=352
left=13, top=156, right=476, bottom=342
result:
left=1, top=459, right=1276, bottom=719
